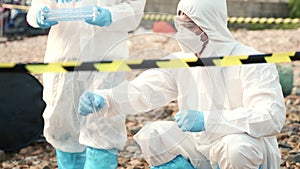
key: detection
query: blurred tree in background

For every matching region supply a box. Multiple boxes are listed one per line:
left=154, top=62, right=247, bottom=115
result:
left=289, top=0, right=300, bottom=17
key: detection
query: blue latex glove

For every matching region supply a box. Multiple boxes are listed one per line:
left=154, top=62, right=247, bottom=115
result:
left=174, top=110, right=205, bottom=132
left=36, top=7, right=58, bottom=29
left=78, top=91, right=105, bottom=116
left=85, top=6, right=112, bottom=27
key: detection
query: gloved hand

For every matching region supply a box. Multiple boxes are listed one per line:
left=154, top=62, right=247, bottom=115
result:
left=36, top=7, right=58, bottom=29
left=85, top=6, right=112, bottom=27
left=174, top=110, right=205, bottom=132
left=78, top=91, right=105, bottom=116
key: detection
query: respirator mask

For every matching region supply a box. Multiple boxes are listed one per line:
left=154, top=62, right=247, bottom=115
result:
left=174, top=17, right=208, bottom=54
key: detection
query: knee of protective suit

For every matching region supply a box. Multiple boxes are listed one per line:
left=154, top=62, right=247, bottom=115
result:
left=55, top=149, right=86, bottom=169
left=134, top=121, right=192, bottom=166
left=210, top=134, right=264, bottom=169
left=219, top=142, right=263, bottom=168
left=150, top=155, right=195, bottom=169
left=84, top=147, right=118, bottom=169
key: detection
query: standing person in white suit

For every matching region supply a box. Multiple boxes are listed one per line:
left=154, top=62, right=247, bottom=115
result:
left=78, top=0, right=286, bottom=168
left=26, top=0, right=145, bottom=168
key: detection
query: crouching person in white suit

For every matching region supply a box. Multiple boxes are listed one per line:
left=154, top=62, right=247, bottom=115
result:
left=78, top=0, right=286, bottom=168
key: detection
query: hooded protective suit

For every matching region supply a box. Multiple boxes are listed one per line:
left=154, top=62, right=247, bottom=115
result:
left=27, top=0, right=145, bottom=153
left=93, top=0, right=286, bottom=168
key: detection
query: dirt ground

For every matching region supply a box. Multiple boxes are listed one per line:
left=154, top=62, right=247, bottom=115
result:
left=0, top=27, right=300, bottom=169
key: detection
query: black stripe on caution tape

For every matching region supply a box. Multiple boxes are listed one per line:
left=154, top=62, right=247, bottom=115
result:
left=0, top=51, right=299, bottom=74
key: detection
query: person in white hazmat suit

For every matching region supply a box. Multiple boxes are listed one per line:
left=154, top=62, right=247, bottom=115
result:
left=78, top=0, right=286, bottom=168
left=26, top=0, right=145, bottom=168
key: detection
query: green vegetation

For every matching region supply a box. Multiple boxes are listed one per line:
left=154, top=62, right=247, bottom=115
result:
left=289, top=0, right=300, bottom=18
left=246, top=23, right=300, bottom=30
left=228, top=23, right=300, bottom=30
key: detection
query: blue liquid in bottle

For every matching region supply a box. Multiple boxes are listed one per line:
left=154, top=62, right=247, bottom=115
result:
left=42, top=6, right=98, bottom=22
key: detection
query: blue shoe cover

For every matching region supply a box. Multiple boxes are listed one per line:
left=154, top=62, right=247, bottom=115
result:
left=56, top=149, right=86, bottom=169
left=84, top=146, right=118, bottom=169
left=150, top=155, right=195, bottom=169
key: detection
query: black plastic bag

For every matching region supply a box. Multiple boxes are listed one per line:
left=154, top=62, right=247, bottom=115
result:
left=0, top=73, right=45, bottom=152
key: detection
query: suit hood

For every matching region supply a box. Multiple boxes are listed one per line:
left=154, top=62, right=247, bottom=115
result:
left=177, top=0, right=237, bottom=57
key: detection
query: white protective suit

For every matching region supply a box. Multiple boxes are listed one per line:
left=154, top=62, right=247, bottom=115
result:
left=27, top=0, right=145, bottom=152
left=94, top=0, right=286, bottom=168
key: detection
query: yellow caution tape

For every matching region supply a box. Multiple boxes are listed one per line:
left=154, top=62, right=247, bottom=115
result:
left=142, top=14, right=300, bottom=24
left=0, top=51, right=299, bottom=74
left=2, top=4, right=30, bottom=11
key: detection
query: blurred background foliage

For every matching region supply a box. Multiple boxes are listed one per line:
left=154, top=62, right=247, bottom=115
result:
left=289, top=0, right=300, bottom=18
